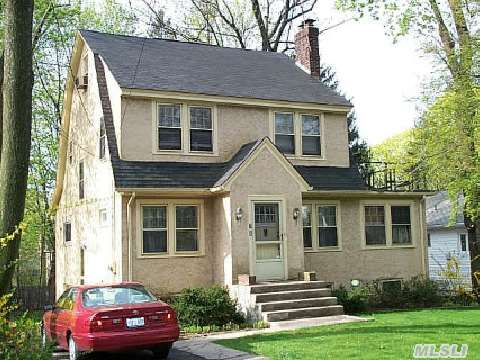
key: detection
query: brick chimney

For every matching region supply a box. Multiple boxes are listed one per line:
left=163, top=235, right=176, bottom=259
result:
left=294, top=19, right=320, bottom=78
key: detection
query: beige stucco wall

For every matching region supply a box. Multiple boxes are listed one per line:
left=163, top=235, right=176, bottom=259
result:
left=229, top=146, right=306, bottom=282
left=304, top=197, right=428, bottom=286
left=119, top=98, right=349, bottom=167
left=55, top=44, right=120, bottom=298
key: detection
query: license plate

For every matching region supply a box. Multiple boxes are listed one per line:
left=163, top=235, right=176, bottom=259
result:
left=126, top=317, right=144, bottom=328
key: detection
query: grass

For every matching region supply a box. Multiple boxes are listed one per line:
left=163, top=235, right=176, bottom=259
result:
left=216, top=308, right=480, bottom=360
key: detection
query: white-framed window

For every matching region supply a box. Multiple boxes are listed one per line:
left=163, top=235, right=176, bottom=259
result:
left=274, top=112, right=295, bottom=154
left=158, top=104, right=182, bottom=151
left=142, top=206, right=168, bottom=254
left=78, top=160, right=85, bottom=200
left=303, top=201, right=341, bottom=251
left=301, top=114, right=321, bottom=156
left=138, top=200, right=204, bottom=257
left=364, top=206, right=386, bottom=245
left=362, top=201, right=416, bottom=248
left=189, top=107, right=213, bottom=152
left=99, top=116, right=106, bottom=159
left=459, top=233, right=467, bottom=252
left=272, top=110, right=324, bottom=158
left=302, top=205, right=313, bottom=248
left=318, top=205, right=338, bottom=247
left=175, top=205, right=199, bottom=252
left=64, top=222, right=72, bottom=243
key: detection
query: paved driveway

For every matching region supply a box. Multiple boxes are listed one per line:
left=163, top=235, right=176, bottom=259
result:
left=53, top=340, right=265, bottom=360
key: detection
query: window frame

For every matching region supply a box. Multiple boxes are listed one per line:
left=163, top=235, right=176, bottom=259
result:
left=273, top=111, right=296, bottom=155
left=300, top=113, right=322, bottom=156
left=303, top=200, right=342, bottom=252
left=364, top=205, right=387, bottom=246
left=459, top=233, right=468, bottom=252
left=317, top=204, right=340, bottom=248
left=99, top=116, right=106, bottom=160
left=136, top=199, right=205, bottom=258
left=188, top=106, right=214, bottom=153
left=174, top=204, right=200, bottom=253
left=141, top=205, right=168, bottom=255
left=360, top=200, right=417, bottom=250
left=270, top=110, right=325, bottom=160
left=153, top=101, right=218, bottom=156
left=302, top=204, right=313, bottom=249
left=63, top=222, right=72, bottom=244
left=391, top=205, right=413, bottom=245
left=78, top=159, right=85, bottom=200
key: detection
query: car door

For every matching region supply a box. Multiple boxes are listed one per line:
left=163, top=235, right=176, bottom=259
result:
left=48, top=289, right=70, bottom=342
left=56, top=288, right=78, bottom=348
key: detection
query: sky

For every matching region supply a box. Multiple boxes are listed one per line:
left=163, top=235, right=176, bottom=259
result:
left=111, top=0, right=435, bottom=146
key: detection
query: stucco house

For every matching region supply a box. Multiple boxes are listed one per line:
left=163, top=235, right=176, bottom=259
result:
left=52, top=21, right=431, bottom=322
left=427, top=191, right=472, bottom=288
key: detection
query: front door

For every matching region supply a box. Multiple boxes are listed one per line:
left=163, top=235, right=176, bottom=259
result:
left=252, top=200, right=286, bottom=281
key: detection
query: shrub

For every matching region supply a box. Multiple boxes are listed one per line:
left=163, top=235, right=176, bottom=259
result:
left=402, top=276, right=443, bottom=308
left=332, top=285, right=369, bottom=314
left=0, top=294, right=53, bottom=360
left=171, top=286, right=244, bottom=327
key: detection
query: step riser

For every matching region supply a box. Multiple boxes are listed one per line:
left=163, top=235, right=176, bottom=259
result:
left=255, top=289, right=331, bottom=303
left=264, top=306, right=344, bottom=322
left=259, top=297, right=338, bottom=312
left=251, top=282, right=330, bottom=294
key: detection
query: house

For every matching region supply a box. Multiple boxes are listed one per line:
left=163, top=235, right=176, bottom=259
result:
left=426, top=191, right=472, bottom=288
left=52, top=21, right=431, bottom=321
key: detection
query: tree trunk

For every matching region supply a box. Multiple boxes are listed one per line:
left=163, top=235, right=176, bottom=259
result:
left=0, top=0, right=34, bottom=296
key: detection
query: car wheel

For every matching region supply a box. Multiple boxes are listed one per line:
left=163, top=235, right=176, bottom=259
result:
left=151, top=343, right=172, bottom=359
left=68, top=336, right=80, bottom=360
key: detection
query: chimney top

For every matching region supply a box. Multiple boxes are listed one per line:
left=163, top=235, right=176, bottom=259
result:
left=294, top=19, right=320, bottom=78
left=299, top=19, right=316, bottom=28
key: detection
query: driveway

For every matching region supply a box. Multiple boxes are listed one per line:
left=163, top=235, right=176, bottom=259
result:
left=53, top=340, right=265, bottom=360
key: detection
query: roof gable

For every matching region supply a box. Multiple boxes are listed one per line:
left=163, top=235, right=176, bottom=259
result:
left=79, top=30, right=351, bottom=107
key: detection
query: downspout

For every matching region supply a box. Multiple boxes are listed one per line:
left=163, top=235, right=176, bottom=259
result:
left=127, top=192, right=136, bottom=281
left=419, top=197, right=427, bottom=276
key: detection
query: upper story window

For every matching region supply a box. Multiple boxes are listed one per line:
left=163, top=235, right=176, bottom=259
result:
left=189, top=107, right=213, bottom=152
left=274, top=112, right=295, bottom=154
left=64, top=222, right=72, bottom=243
left=99, top=116, right=106, bottom=159
left=158, top=104, right=181, bottom=150
left=302, top=114, right=321, bottom=156
left=78, top=160, right=85, bottom=200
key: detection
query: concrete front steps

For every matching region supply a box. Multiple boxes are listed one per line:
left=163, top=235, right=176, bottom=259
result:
left=251, top=281, right=343, bottom=323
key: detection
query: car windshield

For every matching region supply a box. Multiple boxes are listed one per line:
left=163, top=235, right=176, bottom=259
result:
left=82, top=286, right=156, bottom=308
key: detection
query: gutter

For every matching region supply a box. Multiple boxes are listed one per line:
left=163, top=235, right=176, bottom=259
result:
left=126, top=192, right=136, bottom=281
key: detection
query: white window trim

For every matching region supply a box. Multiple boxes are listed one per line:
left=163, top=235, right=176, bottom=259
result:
left=360, top=199, right=417, bottom=250
left=152, top=101, right=218, bottom=156
left=174, top=204, right=201, bottom=254
left=136, top=199, right=205, bottom=258
left=270, top=109, right=326, bottom=161
left=303, top=200, right=342, bottom=253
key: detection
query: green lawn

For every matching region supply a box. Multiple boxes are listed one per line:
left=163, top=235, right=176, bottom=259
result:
left=216, top=308, right=480, bottom=360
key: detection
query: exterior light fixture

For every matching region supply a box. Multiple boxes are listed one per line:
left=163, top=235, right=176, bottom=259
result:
left=235, top=208, right=243, bottom=221
left=293, top=208, right=300, bottom=220
left=351, top=279, right=360, bottom=288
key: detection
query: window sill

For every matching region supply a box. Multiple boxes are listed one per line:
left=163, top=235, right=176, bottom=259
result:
left=137, top=252, right=205, bottom=259
left=362, top=245, right=415, bottom=251
left=151, top=150, right=219, bottom=157
left=286, top=155, right=326, bottom=161
left=304, top=247, right=342, bottom=253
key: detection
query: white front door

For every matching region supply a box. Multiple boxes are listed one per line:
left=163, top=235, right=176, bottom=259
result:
left=251, top=200, right=286, bottom=281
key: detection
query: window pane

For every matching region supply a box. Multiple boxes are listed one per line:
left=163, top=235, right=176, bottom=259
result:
left=274, top=113, right=294, bottom=134
left=190, top=107, right=212, bottom=129
left=365, top=206, right=385, bottom=225
left=256, top=243, right=280, bottom=260
left=392, top=206, right=410, bottom=224
left=460, top=234, right=467, bottom=252
left=176, top=229, right=198, bottom=251
left=275, top=134, right=295, bottom=154
left=143, top=230, right=167, bottom=253
left=158, top=105, right=180, bottom=127
left=318, top=206, right=336, bottom=227
left=190, top=129, right=213, bottom=152
left=159, top=128, right=181, bottom=150
left=176, top=206, right=197, bottom=228
left=319, top=227, right=338, bottom=247
left=302, top=136, right=321, bottom=155
left=302, top=115, right=320, bottom=135
left=64, top=223, right=71, bottom=242
left=365, top=226, right=386, bottom=245
left=302, top=205, right=312, bottom=248
left=303, top=227, right=312, bottom=248
left=392, top=225, right=411, bottom=244
left=143, top=207, right=166, bottom=229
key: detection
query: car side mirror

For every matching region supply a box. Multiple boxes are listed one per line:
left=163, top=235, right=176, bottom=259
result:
left=44, top=304, right=54, bottom=312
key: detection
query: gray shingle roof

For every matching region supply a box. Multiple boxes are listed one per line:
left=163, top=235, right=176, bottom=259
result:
left=426, top=191, right=465, bottom=228
left=81, top=30, right=351, bottom=107
left=295, top=165, right=368, bottom=191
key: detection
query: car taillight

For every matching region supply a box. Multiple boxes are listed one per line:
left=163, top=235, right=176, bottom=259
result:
left=149, top=309, right=176, bottom=323
left=89, top=315, right=123, bottom=332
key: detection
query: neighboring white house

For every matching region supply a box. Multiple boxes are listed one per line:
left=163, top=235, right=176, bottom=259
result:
left=426, top=191, right=472, bottom=288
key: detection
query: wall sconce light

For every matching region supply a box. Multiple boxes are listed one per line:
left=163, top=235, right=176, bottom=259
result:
left=293, top=208, right=300, bottom=221
left=235, top=207, right=243, bottom=221
left=351, top=279, right=360, bottom=288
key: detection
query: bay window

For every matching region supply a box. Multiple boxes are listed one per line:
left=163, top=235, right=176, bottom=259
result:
left=274, top=112, right=295, bottom=154
left=189, top=107, right=213, bottom=152
left=158, top=104, right=181, bottom=150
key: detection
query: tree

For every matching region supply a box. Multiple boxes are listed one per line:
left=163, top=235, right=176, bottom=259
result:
left=0, top=0, right=34, bottom=295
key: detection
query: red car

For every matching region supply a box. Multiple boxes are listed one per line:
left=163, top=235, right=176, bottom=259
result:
left=42, top=282, right=179, bottom=359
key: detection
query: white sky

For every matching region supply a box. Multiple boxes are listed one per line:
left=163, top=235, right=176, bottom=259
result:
left=112, top=0, right=435, bottom=145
